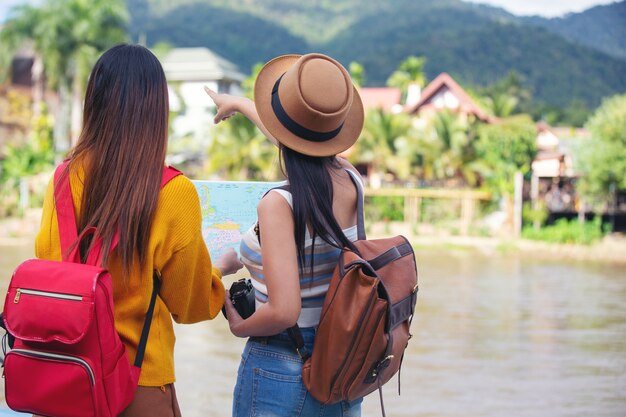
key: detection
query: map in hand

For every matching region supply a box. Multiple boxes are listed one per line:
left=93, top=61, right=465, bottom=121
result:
left=192, top=180, right=286, bottom=259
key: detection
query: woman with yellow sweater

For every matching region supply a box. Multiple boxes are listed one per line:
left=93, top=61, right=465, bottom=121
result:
left=34, top=44, right=242, bottom=416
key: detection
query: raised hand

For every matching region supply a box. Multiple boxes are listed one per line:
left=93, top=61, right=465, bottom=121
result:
left=204, top=86, right=246, bottom=124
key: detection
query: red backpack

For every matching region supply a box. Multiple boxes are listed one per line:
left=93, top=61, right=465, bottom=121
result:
left=1, top=162, right=181, bottom=417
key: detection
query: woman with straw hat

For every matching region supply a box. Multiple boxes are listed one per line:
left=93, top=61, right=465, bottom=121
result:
left=206, top=53, right=364, bottom=416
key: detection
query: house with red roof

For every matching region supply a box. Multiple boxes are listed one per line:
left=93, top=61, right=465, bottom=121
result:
left=359, top=87, right=402, bottom=113
left=404, top=72, right=492, bottom=123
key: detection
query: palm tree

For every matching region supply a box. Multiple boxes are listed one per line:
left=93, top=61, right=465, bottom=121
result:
left=202, top=63, right=279, bottom=181
left=204, top=114, right=279, bottom=181
left=387, top=56, right=427, bottom=103
left=349, top=62, right=365, bottom=89
left=428, top=111, right=480, bottom=186
left=483, top=93, right=519, bottom=118
left=350, top=108, right=414, bottom=182
left=0, top=0, right=128, bottom=151
left=480, top=71, right=530, bottom=118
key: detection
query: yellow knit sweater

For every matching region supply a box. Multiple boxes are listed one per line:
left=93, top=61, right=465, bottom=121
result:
left=35, top=166, right=224, bottom=386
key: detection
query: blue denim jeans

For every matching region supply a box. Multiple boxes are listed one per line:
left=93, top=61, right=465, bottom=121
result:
left=232, top=327, right=362, bottom=417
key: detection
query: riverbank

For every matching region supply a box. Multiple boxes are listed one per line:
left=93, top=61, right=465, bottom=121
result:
left=0, top=208, right=41, bottom=246
left=368, top=222, right=626, bottom=265
left=1, top=212, right=625, bottom=265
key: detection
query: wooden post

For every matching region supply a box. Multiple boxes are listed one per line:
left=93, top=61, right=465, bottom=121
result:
left=19, top=177, right=29, bottom=214
left=531, top=174, right=540, bottom=230
left=514, top=171, right=524, bottom=237
left=460, top=194, right=475, bottom=235
left=578, top=199, right=586, bottom=224
left=403, top=196, right=421, bottom=225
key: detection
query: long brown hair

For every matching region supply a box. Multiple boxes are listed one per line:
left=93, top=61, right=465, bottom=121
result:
left=65, top=44, right=169, bottom=276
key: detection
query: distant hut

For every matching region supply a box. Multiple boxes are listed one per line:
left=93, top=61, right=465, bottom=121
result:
left=161, top=47, right=245, bottom=144
left=405, top=72, right=492, bottom=124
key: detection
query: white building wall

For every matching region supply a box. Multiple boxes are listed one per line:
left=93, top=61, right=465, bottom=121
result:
left=429, top=86, right=460, bottom=110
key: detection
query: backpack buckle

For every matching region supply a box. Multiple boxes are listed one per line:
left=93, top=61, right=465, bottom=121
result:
left=379, top=355, right=394, bottom=369
left=366, top=355, right=395, bottom=382
left=296, top=346, right=311, bottom=361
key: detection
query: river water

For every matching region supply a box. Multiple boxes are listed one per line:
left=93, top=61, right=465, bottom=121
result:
left=0, top=241, right=624, bottom=417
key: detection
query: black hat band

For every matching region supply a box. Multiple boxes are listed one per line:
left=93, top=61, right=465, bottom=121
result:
left=271, top=75, right=344, bottom=143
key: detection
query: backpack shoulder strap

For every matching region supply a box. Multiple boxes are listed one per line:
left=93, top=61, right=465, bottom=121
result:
left=54, top=161, right=78, bottom=258
left=54, top=164, right=183, bottom=263
left=345, top=169, right=366, bottom=241
left=161, top=166, right=182, bottom=187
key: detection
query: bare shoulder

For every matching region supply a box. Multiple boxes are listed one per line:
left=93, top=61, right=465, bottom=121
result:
left=257, top=190, right=295, bottom=240
left=335, top=157, right=363, bottom=181
left=335, top=156, right=355, bottom=170
left=258, top=190, right=292, bottom=217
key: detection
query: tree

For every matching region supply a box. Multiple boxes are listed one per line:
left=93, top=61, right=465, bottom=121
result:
left=386, top=56, right=426, bottom=102
left=204, top=64, right=278, bottom=180
left=575, top=94, right=626, bottom=206
left=350, top=108, right=414, bottom=180
left=474, top=115, right=536, bottom=231
left=0, top=0, right=128, bottom=150
left=349, top=62, right=365, bottom=88
left=429, top=111, right=480, bottom=186
left=480, top=71, right=531, bottom=118
left=475, top=115, right=537, bottom=197
left=240, top=63, right=264, bottom=99
left=204, top=114, right=278, bottom=180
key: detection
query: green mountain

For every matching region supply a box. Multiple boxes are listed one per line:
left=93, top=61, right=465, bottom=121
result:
left=523, top=1, right=626, bottom=60
left=129, top=1, right=309, bottom=70
left=127, top=0, right=626, bottom=109
left=321, top=2, right=626, bottom=108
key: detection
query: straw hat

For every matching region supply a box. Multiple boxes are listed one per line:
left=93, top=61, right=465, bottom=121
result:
left=254, top=53, right=364, bottom=157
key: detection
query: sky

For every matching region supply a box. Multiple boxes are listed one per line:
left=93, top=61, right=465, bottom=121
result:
left=462, top=0, right=619, bottom=17
left=0, top=0, right=621, bottom=21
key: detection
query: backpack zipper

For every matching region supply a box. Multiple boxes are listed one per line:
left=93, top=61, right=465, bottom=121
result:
left=9, top=349, right=95, bottom=385
left=14, top=288, right=83, bottom=304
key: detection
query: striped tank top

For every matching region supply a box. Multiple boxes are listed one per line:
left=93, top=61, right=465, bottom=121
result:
left=239, top=186, right=361, bottom=328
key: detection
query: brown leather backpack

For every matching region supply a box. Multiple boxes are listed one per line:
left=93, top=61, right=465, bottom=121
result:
left=289, top=170, right=419, bottom=415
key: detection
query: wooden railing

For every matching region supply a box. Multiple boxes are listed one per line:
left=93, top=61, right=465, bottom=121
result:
left=364, top=188, right=491, bottom=235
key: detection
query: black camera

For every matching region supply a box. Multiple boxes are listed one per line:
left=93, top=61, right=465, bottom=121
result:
left=223, top=278, right=256, bottom=319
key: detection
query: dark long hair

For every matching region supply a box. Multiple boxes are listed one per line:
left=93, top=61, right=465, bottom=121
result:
left=280, top=145, right=358, bottom=272
left=64, top=44, right=169, bottom=276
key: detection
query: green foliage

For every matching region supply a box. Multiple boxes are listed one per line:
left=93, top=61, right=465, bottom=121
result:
left=365, top=196, right=404, bottom=222
left=421, top=198, right=462, bottom=224
left=522, top=217, right=606, bottom=245
left=1, top=107, right=55, bottom=181
left=126, top=0, right=626, bottom=110
left=137, top=4, right=308, bottom=73
left=428, top=111, right=479, bottom=185
left=386, top=56, right=427, bottom=99
left=523, top=2, right=626, bottom=60
left=350, top=109, right=414, bottom=179
left=1, top=0, right=129, bottom=151
left=203, top=114, right=279, bottom=181
left=0, top=108, right=55, bottom=216
left=240, top=63, right=264, bottom=99
left=475, top=115, right=537, bottom=196
left=201, top=66, right=279, bottom=180
left=522, top=201, right=549, bottom=226
left=322, top=2, right=626, bottom=109
left=349, top=62, right=365, bottom=88
left=0, top=0, right=129, bottom=90
left=529, top=99, right=591, bottom=128
left=575, top=93, right=626, bottom=205
left=479, top=71, right=531, bottom=118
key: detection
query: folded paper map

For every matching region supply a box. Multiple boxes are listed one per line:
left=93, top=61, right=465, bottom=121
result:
left=192, top=180, right=286, bottom=259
